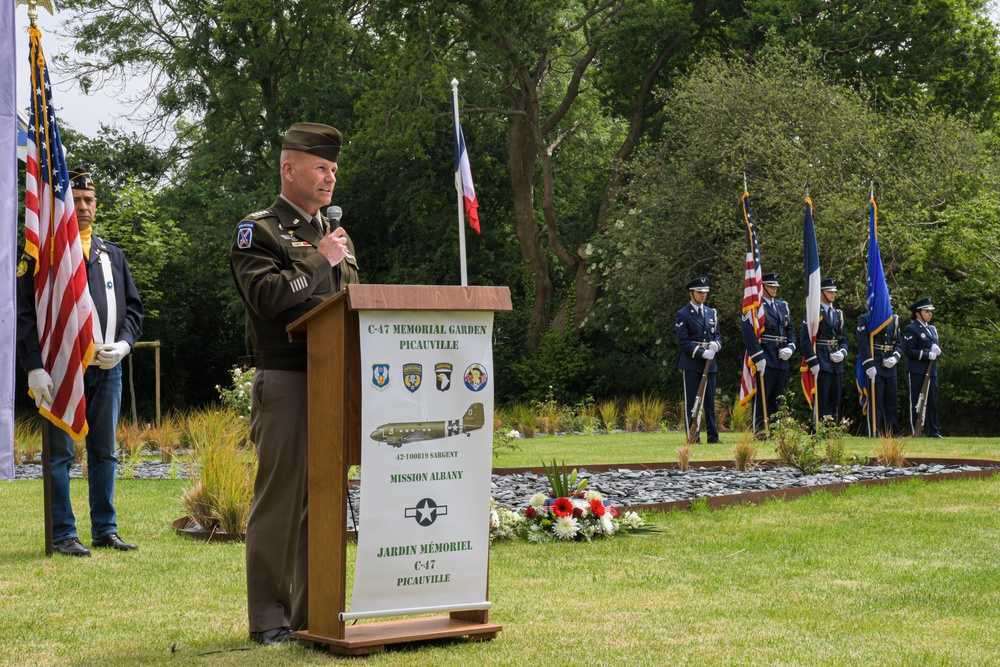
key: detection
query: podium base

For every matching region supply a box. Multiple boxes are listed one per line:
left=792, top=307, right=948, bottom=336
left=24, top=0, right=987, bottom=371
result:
left=296, top=616, right=502, bottom=656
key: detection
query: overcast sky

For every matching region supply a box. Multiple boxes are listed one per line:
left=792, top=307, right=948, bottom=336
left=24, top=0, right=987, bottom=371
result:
left=13, top=3, right=1000, bottom=142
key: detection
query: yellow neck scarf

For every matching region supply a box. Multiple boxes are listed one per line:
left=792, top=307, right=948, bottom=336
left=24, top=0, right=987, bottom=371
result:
left=80, top=226, right=92, bottom=260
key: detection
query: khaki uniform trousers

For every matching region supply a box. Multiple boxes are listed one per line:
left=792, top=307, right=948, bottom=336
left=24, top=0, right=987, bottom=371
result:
left=246, top=369, right=309, bottom=632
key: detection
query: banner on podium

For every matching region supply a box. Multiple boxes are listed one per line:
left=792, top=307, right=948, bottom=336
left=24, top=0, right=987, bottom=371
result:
left=350, top=310, right=494, bottom=617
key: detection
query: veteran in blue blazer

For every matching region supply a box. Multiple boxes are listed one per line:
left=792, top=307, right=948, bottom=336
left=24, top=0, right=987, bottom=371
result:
left=675, top=277, right=722, bottom=443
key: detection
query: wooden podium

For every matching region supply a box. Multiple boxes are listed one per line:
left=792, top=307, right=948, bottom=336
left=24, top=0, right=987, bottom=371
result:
left=286, top=284, right=511, bottom=656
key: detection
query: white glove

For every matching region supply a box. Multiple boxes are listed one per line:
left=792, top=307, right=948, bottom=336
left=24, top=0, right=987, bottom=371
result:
left=928, top=350, right=938, bottom=361
left=930, top=344, right=942, bottom=357
left=778, top=347, right=793, bottom=361
left=755, top=358, right=767, bottom=373
left=97, top=341, right=131, bottom=370
left=27, top=368, right=54, bottom=408
left=883, top=356, right=897, bottom=369
left=708, top=341, right=720, bottom=353
left=830, top=350, right=845, bottom=363
left=810, top=365, right=819, bottom=378
left=702, top=348, right=716, bottom=360
left=866, top=367, right=877, bottom=381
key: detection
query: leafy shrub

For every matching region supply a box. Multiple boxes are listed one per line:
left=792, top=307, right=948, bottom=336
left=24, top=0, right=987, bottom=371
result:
left=216, top=366, right=254, bottom=419
left=771, top=405, right=822, bottom=474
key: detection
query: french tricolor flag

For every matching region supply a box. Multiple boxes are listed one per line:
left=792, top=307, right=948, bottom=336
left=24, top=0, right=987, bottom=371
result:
left=453, top=115, right=480, bottom=234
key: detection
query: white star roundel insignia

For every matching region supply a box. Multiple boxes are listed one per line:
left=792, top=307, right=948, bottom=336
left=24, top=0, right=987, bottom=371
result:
left=405, top=498, right=449, bottom=527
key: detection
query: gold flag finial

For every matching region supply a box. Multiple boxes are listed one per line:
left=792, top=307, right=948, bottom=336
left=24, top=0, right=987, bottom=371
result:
left=16, top=0, right=56, bottom=24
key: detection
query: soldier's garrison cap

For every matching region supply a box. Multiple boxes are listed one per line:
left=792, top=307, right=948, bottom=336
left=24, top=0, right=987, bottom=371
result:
left=909, top=296, right=935, bottom=312
left=820, top=277, right=838, bottom=292
left=68, top=167, right=95, bottom=191
left=762, top=272, right=780, bottom=286
left=282, top=122, right=342, bottom=162
left=685, top=277, right=710, bottom=292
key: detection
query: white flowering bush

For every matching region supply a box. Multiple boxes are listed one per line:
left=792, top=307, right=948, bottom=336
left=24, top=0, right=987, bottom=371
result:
left=489, top=498, right=524, bottom=543
left=216, top=366, right=255, bottom=419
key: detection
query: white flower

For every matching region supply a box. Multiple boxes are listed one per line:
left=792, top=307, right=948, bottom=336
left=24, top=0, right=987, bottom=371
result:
left=529, top=493, right=547, bottom=508
left=490, top=510, right=499, bottom=529
left=584, top=490, right=604, bottom=501
left=600, top=514, right=616, bottom=535
left=553, top=516, right=579, bottom=540
left=507, top=429, right=520, bottom=438
left=619, top=511, right=644, bottom=530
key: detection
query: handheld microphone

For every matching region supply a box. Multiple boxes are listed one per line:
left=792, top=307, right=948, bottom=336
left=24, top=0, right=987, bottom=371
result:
left=325, top=205, right=343, bottom=229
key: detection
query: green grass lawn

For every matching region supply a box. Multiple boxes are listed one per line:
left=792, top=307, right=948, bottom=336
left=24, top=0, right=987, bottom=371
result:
left=2, top=435, right=1000, bottom=666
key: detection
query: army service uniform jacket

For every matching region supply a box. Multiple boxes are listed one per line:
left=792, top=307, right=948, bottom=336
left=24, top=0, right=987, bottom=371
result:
left=230, top=196, right=359, bottom=372
left=741, top=298, right=797, bottom=371
left=857, top=314, right=902, bottom=378
left=903, top=319, right=939, bottom=378
left=800, top=306, right=848, bottom=375
left=17, top=234, right=144, bottom=372
left=675, top=303, right=722, bottom=373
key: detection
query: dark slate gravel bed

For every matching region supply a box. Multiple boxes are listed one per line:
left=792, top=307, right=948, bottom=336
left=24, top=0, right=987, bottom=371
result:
left=13, top=462, right=194, bottom=480
left=489, top=463, right=998, bottom=510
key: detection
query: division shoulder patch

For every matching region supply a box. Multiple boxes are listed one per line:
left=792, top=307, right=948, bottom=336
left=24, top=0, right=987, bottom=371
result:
left=236, top=220, right=254, bottom=249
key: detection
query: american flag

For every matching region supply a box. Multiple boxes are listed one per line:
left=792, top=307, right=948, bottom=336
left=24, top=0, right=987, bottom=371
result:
left=24, top=25, right=94, bottom=439
left=800, top=197, right=821, bottom=408
left=738, top=190, right=764, bottom=407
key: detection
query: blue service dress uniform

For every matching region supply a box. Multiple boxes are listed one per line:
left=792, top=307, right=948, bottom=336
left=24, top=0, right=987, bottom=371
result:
left=741, top=298, right=797, bottom=432
left=857, top=313, right=902, bottom=436
left=675, top=303, right=722, bottom=442
left=800, top=305, right=848, bottom=422
left=902, top=319, right=940, bottom=437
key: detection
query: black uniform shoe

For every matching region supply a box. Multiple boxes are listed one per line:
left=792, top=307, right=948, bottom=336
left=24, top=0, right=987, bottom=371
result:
left=54, top=537, right=91, bottom=557
left=249, top=627, right=298, bottom=645
left=92, top=533, right=138, bottom=551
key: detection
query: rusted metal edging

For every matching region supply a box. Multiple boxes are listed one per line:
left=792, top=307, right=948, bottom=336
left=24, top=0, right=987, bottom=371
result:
left=492, top=458, right=1000, bottom=514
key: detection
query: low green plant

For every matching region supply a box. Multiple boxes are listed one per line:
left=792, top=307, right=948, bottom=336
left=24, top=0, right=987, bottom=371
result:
left=570, top=395, right=600, bottom=434
left=493, top=429, right=522, bottom=454
left=216, top=365, right=254, bottom=419
left=771, top=405, right=822, bottom=474
left=625, top=396, right=643, bottom=432
left=536, top=386, right=561, bottom=435
left=597, top=398, right=619, bottom=432
left=732, top=431, right=759, bottom=471
left=541, top=459, right=588, bottom=498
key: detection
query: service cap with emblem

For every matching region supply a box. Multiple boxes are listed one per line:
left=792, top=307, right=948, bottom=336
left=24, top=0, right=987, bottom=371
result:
left=909, top=296, right=934, bottom=313
left=68, top=167, right=95, bottom=191
left=820, top=277, right=838, bottom=292
left=685, top=276, right=710, bottom=292
left=762, top=272, right=780, bottom=286
left=282, top=122, right=342, bottom=162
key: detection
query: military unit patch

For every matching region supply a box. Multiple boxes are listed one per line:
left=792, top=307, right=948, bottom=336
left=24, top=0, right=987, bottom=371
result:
left=435, top=362, right=453, bottom=391
left=16, top=260, right=27, bottom=277
left=403, top=363, right=422, bottom=393
left=464, top=363, right=488, bottom=392
left=371, top=364, right=391, bottom=391
left=236, top=221, right=254, bottom=249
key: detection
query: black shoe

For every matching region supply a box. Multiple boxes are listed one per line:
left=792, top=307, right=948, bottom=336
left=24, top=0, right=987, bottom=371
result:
left=54, top=537, right=91, bottom=557
left=250, top=627, right=298, bottom=645
left=707, top=438, right=721, bottom=444
left=92, top=533, right=138, bottom=551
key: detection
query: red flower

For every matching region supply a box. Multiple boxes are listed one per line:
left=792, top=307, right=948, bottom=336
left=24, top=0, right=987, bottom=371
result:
left=525, top=507, right=536, bottom=519
left=590, top=499, right=606, bottom=517
left=572, top=507, right=583, bottom=519
left=552, top=497, right=574, bottom=517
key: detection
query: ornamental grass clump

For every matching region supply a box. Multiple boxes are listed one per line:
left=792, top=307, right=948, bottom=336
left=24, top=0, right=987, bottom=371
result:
left=676, top=445, right=691, bottom=472
left=180, top=408, right=255, bottom=536
left=625, top=396, right=643, bottom=432
left=14, top=418, right=41, bottom=464
left=116, top=421, right=147, bottom=459
left=146, top=412, right=183, bottom=463
left=508, top=401, right=537, bottom=438
left=874, top=435, right=909, bottom=467
left=732, top=431, right=759, bottom=471
left=641, top=394, right=666, bottom=433
left=597, top=399, right=619, bottom=432
left=729, top=397, right=752, bottom=432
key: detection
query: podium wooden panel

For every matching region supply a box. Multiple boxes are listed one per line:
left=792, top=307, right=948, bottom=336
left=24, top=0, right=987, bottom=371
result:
left=286, top=284, right=510, bottom=655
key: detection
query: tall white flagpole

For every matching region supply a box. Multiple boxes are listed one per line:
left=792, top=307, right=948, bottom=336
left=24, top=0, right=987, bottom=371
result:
left=451, top=78, right=469, bottom=287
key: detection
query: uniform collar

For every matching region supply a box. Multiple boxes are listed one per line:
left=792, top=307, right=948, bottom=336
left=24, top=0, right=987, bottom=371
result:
left=271, top=196, right=323, bottom=245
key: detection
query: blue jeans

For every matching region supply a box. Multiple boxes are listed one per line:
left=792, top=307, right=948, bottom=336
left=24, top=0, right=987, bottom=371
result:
left=49, top=363, right=122, bottom=542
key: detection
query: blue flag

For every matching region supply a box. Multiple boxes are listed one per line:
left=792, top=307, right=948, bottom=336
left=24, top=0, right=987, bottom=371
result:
left=857, top=198, right=892, bottom=416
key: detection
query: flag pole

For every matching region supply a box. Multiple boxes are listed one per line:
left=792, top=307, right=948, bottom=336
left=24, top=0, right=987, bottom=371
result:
left=451, top=79, right=469, bottom=287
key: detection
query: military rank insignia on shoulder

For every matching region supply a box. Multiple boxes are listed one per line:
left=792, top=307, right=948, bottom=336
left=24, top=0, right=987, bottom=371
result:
left=236, top=220, right=254, bottom=249
left=246, top=209, right=272, bottom=220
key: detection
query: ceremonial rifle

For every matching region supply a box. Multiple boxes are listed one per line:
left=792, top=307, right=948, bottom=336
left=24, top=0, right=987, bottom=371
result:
left=686, top=358, right=713, bottom=444
left=913, top=359, right=935, bottom=437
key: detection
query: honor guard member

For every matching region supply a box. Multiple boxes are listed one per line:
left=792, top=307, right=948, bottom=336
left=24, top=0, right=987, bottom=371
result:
left=675, top=277, right=723, bottom=443
left=741, top=272, right=797, bottom=433
left=857, top=305, right=902, bottom=437
left=230, top=123, right=360, bottom=645
left=903, top=297, right=942, bottom=438
left=800, top=277, right=848, bottom=422
left=17, top=167, right=144, bottom=556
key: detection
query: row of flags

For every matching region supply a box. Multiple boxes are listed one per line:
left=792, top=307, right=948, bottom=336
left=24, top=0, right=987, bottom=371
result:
left=739, top=189, right=890, bottom=418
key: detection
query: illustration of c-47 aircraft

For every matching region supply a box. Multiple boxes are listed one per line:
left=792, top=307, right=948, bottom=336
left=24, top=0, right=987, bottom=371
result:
left=370, top=403, right=485, bottom=447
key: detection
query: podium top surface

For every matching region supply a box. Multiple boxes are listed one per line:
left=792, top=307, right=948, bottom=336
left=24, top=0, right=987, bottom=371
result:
left=287, top=284, right=512, bottom=336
